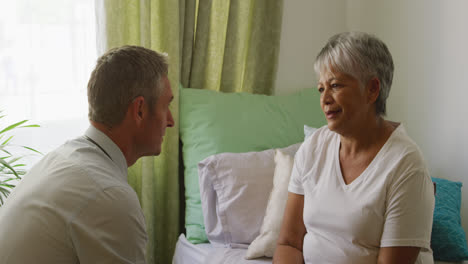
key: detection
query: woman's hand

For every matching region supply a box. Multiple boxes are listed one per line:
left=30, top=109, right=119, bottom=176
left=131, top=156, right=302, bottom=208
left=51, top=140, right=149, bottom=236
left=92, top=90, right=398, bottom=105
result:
left=273, top=192, right=307, bottom=264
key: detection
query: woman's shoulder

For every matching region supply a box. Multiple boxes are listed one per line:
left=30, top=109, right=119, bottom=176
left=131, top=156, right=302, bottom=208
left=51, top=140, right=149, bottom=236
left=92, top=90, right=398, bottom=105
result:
left=301, top=125, right=334, bottom=148
left=297, top=125, right=337, bottom=158
left=388, top=124, right=422, bottom=153
left=383, top=123, right=428, bottom=171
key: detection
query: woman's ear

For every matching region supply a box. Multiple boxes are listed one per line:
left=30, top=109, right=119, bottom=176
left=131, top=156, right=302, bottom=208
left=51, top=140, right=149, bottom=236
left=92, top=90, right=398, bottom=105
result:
left=367, top=77, right=381, bottom=104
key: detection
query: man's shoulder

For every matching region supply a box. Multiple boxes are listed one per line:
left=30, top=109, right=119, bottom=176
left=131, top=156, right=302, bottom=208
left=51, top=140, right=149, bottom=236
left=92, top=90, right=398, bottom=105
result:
left=29, top=138, right=130, bottom=202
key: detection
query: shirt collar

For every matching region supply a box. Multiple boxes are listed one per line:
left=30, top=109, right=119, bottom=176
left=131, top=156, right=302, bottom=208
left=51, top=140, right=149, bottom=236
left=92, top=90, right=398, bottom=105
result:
left=84, top=125, right=128, bottom=181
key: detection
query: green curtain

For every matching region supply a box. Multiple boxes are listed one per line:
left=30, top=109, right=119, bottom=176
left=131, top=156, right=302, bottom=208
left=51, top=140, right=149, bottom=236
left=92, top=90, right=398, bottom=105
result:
left=95, top=0, right=283, bottom=263
left=181, top=0, right=284, bottom=94
left=96, top=1, right=181, bottom=263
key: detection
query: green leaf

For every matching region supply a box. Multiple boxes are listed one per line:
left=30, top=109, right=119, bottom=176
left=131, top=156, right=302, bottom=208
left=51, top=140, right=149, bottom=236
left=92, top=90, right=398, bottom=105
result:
left=0, top=186, right=11, bottom=195
left=21, top=146, right=43, bottom=155
left=3, top=178, right=17, bottom=183
left=0, top=158, right=19, bottom=178
left=1, top=135, right=14, bottom=145
left=8, top=156, right=22, bottom=164
left=19, top=124, right=40, bottom=128
left=0, top=120, right=28, bottom=135
left=0, top=148, right=12, bottom=155
left=0, top=114, right=41, bottom=206
left=0, top=182, right=15, bottom=188
left=1, top=170, right=24, bottom=175
left=0, top=187, right=10, bottom=205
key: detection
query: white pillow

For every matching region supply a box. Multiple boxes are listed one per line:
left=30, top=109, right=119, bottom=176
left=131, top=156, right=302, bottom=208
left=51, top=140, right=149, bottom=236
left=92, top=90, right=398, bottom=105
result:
left=245, top=150, right=295, bottom=259
left=198, top=143, right=301, bottom=248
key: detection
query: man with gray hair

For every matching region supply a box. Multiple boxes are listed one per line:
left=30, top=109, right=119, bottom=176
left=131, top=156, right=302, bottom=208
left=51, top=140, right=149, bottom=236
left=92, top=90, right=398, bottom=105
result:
left=0, top=45, right=174, bottom=263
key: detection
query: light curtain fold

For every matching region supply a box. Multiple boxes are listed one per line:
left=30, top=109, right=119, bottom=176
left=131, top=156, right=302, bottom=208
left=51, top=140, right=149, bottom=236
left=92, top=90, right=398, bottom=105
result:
left=182, top=0, right=283, bottom=94
left=96, top=1, right=181, bottom=263
left=95, top=0, right=283, bottom=263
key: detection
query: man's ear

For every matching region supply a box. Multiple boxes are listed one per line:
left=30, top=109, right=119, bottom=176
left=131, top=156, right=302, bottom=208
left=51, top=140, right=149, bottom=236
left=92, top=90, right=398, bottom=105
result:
left=366, top=77, right=381, bottom=104
left=128, top=96, right=146, bottom=125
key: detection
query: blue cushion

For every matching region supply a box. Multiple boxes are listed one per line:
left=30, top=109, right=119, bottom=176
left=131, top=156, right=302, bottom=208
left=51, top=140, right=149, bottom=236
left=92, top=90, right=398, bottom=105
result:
left=431, top=177, right=468, bottom=261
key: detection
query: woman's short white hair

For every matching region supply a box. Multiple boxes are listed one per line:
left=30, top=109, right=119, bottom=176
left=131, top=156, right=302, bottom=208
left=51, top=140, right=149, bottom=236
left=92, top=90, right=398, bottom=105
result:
left=314, top=32, right=394, bottom=116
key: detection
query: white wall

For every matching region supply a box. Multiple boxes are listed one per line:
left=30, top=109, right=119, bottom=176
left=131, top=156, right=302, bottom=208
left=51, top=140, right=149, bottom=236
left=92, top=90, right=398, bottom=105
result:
left=275, top=0, right=468, bottom=230
left=275, top=0, right=346, bottom=95
left=347, top=0, right=468, bottom=231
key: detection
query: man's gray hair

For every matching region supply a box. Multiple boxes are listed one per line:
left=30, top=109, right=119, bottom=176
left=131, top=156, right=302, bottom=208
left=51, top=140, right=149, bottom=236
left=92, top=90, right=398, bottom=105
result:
left=87, top=45, right=169, bottom=127
left=314, top=32, right=394, bottom=116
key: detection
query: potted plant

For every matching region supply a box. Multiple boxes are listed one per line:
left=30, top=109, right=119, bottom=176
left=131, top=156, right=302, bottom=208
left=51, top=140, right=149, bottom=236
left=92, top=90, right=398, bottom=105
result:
left=0, top=111, right=41, bottom=205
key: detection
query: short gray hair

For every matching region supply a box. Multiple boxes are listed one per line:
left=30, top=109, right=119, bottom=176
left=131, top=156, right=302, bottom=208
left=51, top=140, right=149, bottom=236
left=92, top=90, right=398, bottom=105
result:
left=87, top=45, right=169, bottom=127
left=314, top=32, right=394, bottom=116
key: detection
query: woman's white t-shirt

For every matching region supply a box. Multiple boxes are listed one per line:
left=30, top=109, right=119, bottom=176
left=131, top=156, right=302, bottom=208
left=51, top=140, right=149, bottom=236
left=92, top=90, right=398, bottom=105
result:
left=288, top=125, right=434, bottom=264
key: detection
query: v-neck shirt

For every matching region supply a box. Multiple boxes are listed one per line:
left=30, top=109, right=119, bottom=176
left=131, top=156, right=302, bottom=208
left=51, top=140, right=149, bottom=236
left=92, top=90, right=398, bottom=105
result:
left=288, top=124, right=434, bottom=264
left=334, top=125, right=393, bottom=189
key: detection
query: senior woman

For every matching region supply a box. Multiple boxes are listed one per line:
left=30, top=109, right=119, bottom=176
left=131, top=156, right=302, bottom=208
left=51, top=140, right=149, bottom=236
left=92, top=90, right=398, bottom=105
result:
left=273, top=32, right=435, bottom=264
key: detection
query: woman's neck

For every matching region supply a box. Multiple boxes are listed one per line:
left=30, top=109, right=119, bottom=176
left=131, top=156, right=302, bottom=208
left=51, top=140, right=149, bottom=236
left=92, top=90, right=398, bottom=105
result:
left=339, top=117, right=395, bottom=158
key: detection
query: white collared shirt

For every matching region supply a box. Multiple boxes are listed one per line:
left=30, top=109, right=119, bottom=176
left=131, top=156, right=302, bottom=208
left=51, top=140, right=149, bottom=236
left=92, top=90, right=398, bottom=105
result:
left=0, top=125, right=147, bottom=264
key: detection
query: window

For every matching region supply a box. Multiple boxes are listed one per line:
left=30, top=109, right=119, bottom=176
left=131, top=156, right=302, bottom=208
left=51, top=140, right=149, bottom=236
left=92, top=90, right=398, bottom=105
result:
left=0, top=0, right=96, bottom=166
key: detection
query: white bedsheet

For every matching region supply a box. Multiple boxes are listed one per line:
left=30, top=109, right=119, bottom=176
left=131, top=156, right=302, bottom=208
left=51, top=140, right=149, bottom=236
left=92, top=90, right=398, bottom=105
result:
left=172, top=233, right=465, bottom=264
left=204, top=246, right=272, bottom=264
left=172, top=234, right=212, bottom=264
left=172, top=234, right=271, bottom=264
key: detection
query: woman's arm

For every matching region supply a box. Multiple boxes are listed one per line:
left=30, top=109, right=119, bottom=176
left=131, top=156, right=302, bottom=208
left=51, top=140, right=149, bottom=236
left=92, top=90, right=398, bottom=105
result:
left=273, top=192, right=307, bottom=264
left=377, top=247, right=420, bottom=264
left=377, top=169, right=434, bottom=263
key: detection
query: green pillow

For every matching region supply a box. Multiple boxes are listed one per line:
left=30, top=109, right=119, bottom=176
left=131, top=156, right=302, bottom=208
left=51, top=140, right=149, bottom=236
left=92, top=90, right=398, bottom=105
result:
left=179, top=86, right=326, bottom=243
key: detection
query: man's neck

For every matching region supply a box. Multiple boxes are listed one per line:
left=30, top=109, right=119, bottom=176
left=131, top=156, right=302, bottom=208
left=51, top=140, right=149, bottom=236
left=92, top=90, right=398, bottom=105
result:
left=90, top=121, right=137, bottom=167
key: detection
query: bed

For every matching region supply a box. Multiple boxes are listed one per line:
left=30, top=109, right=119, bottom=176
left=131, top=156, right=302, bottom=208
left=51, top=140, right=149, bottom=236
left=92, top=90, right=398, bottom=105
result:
left=173, top=234, right=466, bottom=264
left=173, top=86, right=468, bottom=263
left=173, top=234, right=271, bottom=264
